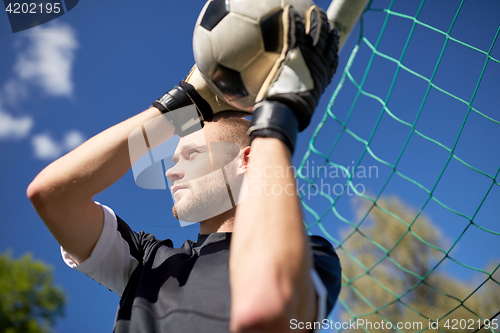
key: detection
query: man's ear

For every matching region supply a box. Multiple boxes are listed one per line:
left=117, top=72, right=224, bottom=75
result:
left=237, top=146, right=251, bottom=174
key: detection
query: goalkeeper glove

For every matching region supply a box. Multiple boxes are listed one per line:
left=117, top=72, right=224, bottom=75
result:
left=152, top=65, right=243, bottom=136
left=249, top=5, right=339, bottom=154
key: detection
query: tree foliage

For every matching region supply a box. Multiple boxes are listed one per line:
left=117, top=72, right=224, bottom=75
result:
left=337, top=196, right=500, bottom=332
left=0, top=251, right=66, bottom=333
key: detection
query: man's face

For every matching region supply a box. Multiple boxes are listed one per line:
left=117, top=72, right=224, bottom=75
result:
left=165, top=123, right=243, bottom=222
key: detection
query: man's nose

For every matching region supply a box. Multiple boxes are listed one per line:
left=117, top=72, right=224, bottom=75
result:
left=165, top=164, right=184, bottom=182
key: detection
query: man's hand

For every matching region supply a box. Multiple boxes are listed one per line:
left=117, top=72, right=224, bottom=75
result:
left=248, top=5, right=339, bottom=154
left=152, top=65, right=244, bottom=136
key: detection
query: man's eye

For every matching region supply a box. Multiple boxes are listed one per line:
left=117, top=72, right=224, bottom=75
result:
left=188, top=150, right=199, bottom=159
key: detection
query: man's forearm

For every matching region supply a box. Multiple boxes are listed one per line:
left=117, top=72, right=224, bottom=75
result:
left=230, top=137, right=316, bottom=333
left=29, top=107, right=169, bottom=198
left=27, top=106, right=173, bottom=262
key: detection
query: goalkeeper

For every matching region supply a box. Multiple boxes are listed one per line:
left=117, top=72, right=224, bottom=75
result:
left=27, top=5, right=341, bottom=333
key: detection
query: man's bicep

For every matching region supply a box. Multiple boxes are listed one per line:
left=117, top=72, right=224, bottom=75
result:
left=61, top=204, right=143, bottom=296
left=50, top=200, right=104, bottom=265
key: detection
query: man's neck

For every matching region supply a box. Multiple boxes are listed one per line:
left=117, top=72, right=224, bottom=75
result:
left=199, top=208, right=235, bottom=234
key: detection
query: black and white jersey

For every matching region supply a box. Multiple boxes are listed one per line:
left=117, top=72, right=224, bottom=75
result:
left=62, top=203, right=342, bottom=333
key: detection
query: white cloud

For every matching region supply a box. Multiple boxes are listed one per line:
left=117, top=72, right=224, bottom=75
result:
left=14, top=22, right=78, bottom=97
left=63, top=129, right=85, bottom=150
left=0, top=99, right=33, bottom=139
left=0, top=22, right=82, bottom=149
left=2, top=79, right=27, bottom=103
left=0, top=111, right=33, bottom=139
left=32, top=130, right=85, bottom=160
left=32, top=133, right=62, bottom=159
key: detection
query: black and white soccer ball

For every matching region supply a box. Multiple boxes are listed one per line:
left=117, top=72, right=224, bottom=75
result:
left=193, top=0, right=314, bottom=111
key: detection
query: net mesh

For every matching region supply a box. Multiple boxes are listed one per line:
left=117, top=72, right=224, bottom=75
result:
left=297, top=0, right=500, bottom=331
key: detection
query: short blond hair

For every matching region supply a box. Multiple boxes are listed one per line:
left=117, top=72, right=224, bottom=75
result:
left=207, top=112, right=251, bottom=149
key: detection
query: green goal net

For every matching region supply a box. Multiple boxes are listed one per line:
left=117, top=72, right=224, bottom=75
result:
left=297, top=0, right=500, bottom=331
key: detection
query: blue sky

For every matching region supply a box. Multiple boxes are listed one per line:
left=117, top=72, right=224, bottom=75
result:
left=0, top=0, right=499, bottom=332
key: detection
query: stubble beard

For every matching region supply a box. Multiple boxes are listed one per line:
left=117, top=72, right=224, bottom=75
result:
left=172, top=168, right=236, bottom=222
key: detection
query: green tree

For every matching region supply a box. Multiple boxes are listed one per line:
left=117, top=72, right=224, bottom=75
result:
left=0, top=251, right=66, bottom=333
left=337, top=196, right=500, bottom=332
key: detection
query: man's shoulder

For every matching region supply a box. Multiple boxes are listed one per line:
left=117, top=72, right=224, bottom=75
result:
left=308, top=235, right=339, bottom=259
left=308, top=235, right=334, bottom=249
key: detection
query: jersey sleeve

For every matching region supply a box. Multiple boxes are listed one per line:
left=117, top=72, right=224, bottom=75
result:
left=309, top=235, right=342, bottom=321
left=60, top=203, right=160, bottom=297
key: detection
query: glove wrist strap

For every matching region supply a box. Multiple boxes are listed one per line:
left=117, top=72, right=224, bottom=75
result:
left=152, top=85, right=204, bottom=136
left=178, top=81, right=213, bottom=122
left=153, top=85, right=192, bottom=114
left=248, top=101, right=299, bottom=154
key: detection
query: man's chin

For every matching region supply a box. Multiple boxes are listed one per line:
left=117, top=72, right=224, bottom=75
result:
left=172, top=205, right=179, bottom=220
left=170, top=172, right=238, bottom=222
left=172, top=200, right=230, bottom=223
left=171, top=202, right=203, bottom=223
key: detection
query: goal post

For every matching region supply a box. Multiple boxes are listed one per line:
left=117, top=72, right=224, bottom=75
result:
left=326, top=0, right=369, bottom=50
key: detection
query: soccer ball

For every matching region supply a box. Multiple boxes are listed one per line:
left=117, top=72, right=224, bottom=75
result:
left=193, top=0, right=314, bottom=111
